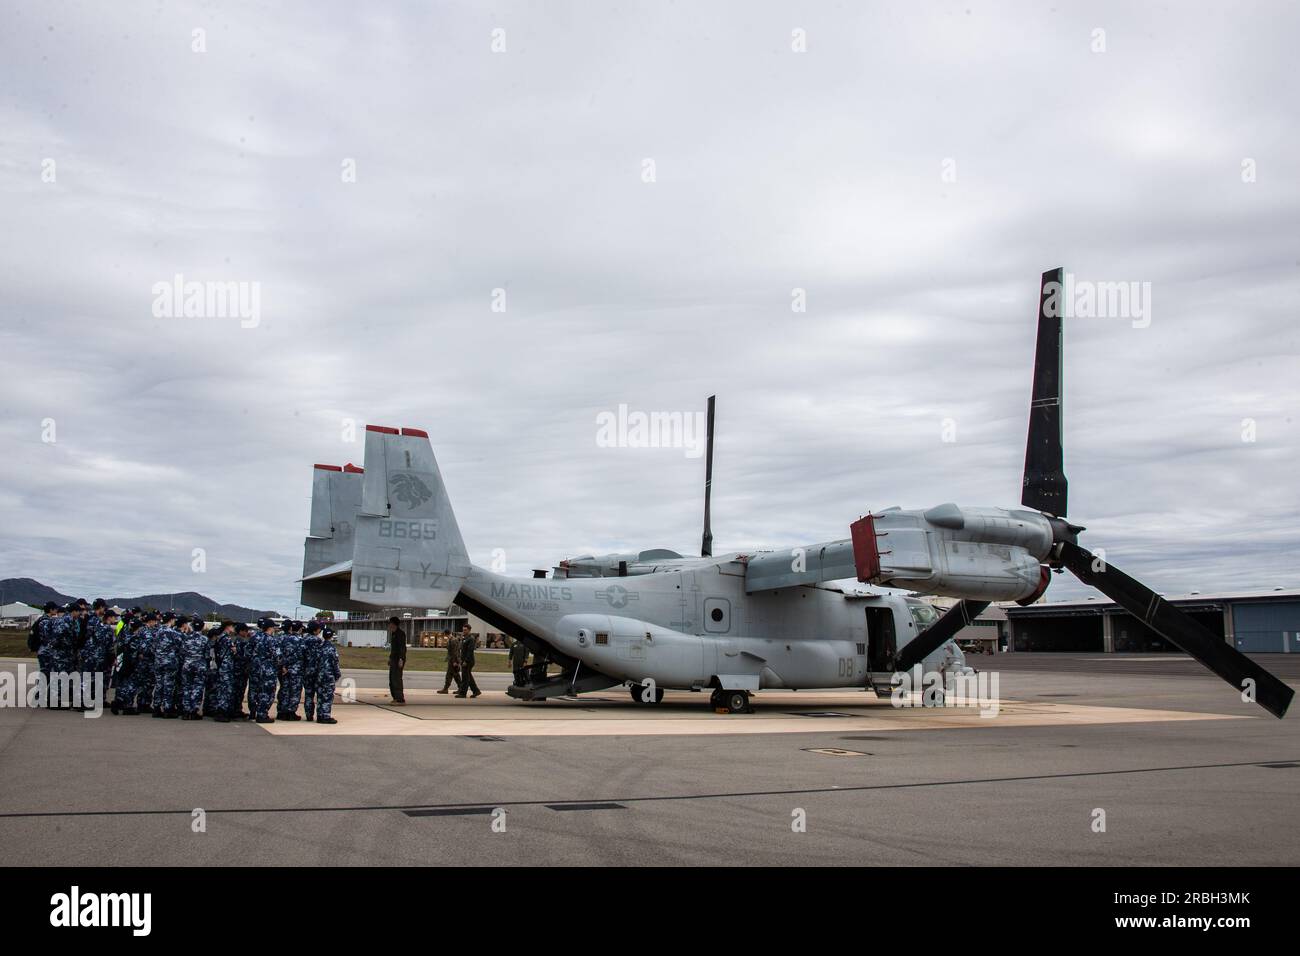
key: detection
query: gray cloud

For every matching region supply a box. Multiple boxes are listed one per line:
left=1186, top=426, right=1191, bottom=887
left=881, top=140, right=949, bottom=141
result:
left=2, top=1, right=1297, bottom=612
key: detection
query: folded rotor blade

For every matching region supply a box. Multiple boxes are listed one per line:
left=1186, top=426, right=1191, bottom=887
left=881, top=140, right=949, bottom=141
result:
left=1059, top=542, right=1293, bottom=718
left=1022, top=267, right=1068, bottom=516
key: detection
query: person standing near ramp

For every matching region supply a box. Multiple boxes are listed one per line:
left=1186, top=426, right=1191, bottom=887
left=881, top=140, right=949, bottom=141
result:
left=387, top=616, right=407, bottom=704
left=454, top=625, right=481, bottom=698
left=509, top=638, right=530, bottom=687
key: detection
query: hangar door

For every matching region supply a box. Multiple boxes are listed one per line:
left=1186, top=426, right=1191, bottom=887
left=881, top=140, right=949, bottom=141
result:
left=1234, top=602, right=1300, bottom=653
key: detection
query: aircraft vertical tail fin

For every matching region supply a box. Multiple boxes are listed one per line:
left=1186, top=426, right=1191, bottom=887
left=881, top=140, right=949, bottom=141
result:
left=300, top=463, right=368, bottom=610
left=349, top=425, right=471, bottom=608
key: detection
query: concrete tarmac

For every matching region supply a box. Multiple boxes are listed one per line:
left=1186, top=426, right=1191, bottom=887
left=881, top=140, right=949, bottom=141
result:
left=0, top=656, right=1297, bottom=866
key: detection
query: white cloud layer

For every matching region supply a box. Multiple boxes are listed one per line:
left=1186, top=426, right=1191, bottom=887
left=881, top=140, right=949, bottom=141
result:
left=2, top=1, right=1297, bottom=612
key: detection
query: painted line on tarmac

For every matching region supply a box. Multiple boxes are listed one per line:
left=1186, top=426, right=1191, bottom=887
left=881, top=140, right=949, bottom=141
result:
left=1, top=757, right=1296, bottom=821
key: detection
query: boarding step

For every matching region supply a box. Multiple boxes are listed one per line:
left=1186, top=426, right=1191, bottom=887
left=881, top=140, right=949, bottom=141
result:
left=506, top=670, right=619, bottom=701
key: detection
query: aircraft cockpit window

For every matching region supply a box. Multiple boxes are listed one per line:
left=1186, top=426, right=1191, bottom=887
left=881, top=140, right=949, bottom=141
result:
left=909, top=604, right=941, bottom=629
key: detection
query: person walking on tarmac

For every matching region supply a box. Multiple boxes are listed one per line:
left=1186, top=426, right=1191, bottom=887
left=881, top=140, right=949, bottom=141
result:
left=454, top=625, right=481, bottom=698
left=387, top=616, right=407, bottom=704
left=438, top=630, right=463, bottom=695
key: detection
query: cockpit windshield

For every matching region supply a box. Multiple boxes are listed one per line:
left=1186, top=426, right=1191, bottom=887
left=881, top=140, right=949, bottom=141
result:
left=908, top=603, right=941, bottom=629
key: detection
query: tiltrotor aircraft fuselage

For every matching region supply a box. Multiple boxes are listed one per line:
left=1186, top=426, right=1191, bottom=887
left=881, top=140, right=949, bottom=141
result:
left=298, top=269, right=1293, bottom=718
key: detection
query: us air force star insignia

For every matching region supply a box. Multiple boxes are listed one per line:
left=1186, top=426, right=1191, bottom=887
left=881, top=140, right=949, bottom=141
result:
left=596, top=585, right=639, bottom=610
left=390, top=473, right=434, bottom=510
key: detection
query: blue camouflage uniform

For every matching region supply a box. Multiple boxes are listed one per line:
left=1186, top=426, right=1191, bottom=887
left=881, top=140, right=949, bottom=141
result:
left=111, top=624, right=143, bottom=711
left=248, top=626, right=281, bottom=721
left=33, top=613, right=60, bottom=691
left=78, top=615, right=115, bottom=703
left=315, top=636, right=341, bottom=722
left=231, top=631, right=251, bottom=717
left=152, top=623, right=183, bottom=716
left=134, top=624, right=157, bottom=711
left=47, top=615, right=80, bottom=706
left=206, top=631, right=237, bottom=719
left=301, top=629, right=324, bottom=720
left=276, top=628, right=305, bottom=718
left=178, top=624, right=211, bottom=717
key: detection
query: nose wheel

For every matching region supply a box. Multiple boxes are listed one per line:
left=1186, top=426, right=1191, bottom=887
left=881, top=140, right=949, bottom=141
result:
left=710, top=688, right=752, bottom=714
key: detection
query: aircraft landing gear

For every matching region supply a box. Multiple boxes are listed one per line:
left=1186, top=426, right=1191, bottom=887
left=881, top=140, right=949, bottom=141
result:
left=710, top=688, right=751, bottom=714
left=630, top=684, right=665, bottom=704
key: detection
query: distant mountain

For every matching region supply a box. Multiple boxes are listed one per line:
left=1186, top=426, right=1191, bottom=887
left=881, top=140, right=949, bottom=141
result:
left=0, top=578, right=279, bottom=622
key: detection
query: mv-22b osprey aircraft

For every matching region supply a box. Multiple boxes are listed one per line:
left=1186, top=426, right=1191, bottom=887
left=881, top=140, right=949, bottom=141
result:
left=298, top=269, right=1293, bottom=718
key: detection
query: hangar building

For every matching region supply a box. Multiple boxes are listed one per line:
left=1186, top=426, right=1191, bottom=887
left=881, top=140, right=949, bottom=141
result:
left=1002, top=588, right=1300, bottom=653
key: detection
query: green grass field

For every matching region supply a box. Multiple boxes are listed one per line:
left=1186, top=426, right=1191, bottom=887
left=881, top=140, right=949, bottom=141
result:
left=0, top=630, right=33, bottom=658
left=0, top=628, right=513, bottom=673
left=336, top=645, right=513, bottom=672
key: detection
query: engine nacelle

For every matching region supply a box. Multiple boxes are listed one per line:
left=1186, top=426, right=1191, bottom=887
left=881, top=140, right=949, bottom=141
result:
left=856, top=504, right=1055, bottom=602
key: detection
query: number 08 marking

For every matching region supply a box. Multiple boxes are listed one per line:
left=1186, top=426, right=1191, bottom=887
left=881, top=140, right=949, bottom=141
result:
left=356, top=574, right=387, bottom=594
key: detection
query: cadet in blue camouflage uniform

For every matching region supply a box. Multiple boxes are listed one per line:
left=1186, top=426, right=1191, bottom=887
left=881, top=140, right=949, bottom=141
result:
left=134, top=611, right=159, bottom=713
left=300, top=620, right=325, bottom=720
left=315, top=627, right=341, bottom=724
left=207, top=622, right=237, bottom=722
left=248, top=618, right=282, bottom=723
left=47, top=605, right=81, bottom=708
left=78, top=606, right=118, bottom=709
left=110, top=615, right=142, bottom=714
left=178, top=617, right=210, bottom=719
left=152, top=612, right=183, bottom=718
left=32, top=602, right=61, bottom=700
left=275, top=620, right=305, bottom=720
left=203, top=621, right=233, bottom=718
left=231, top=623, right=252, bottom=719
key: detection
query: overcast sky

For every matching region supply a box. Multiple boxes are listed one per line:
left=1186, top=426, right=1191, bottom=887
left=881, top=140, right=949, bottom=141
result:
left=2, top=1, right=1297, bottom=613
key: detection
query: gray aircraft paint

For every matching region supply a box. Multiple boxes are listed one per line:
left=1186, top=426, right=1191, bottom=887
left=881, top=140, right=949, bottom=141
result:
left=301, top=426, right=970, bottom=694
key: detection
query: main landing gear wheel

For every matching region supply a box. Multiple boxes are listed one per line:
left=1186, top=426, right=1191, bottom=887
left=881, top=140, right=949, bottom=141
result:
left=712, top=689, right=751, bottom=714
left=630, top=685, right=665, bottom=704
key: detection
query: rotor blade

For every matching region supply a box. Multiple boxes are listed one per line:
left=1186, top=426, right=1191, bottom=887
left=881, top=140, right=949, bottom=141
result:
left=701, top=394, right=715, bottom=557
left=1059, top=542, right=1293, bottom=719
left=1021, top=267, right=1068, bottom=517
left=894, top=600, right=990, bottom=673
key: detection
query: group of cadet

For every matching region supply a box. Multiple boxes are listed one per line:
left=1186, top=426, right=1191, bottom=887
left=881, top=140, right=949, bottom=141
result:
left=27, top=598, right=343, bottom=724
